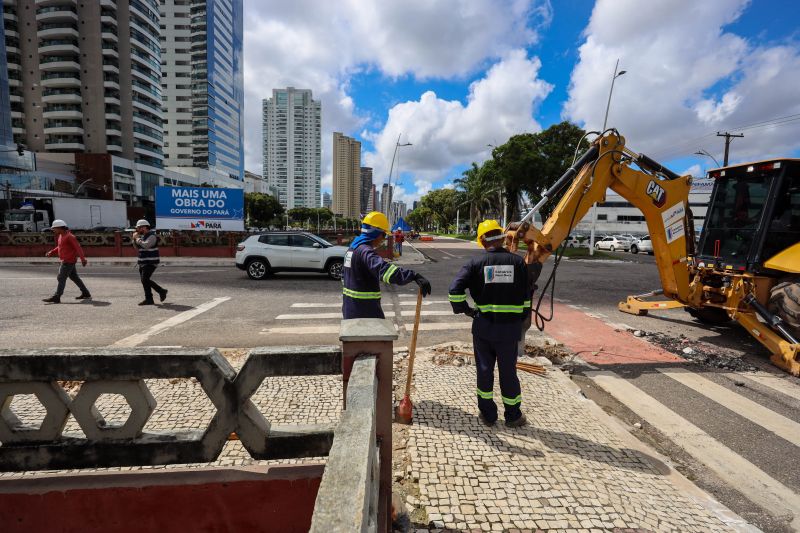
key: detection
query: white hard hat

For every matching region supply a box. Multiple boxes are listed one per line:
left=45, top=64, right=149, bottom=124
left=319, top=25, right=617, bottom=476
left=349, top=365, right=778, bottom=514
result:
left=135, top=219, right=151, bottom=228
left=51, top=219, right=67, bottom=229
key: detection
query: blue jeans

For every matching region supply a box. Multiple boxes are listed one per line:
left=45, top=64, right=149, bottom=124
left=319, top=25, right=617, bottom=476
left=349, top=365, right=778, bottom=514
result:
left=55, top=262, right=89, bottom=297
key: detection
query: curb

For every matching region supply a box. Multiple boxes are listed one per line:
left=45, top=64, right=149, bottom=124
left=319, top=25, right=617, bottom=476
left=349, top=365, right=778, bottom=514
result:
left=0, top=259, right=234, bottom=267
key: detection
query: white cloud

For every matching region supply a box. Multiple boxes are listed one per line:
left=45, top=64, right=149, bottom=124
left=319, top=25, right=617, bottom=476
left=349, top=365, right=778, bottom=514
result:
left=242, top=0, right=551, bottom=184
left=362, top=50, right=553, bottom=197
left=563, top=0, right=800, bottom=166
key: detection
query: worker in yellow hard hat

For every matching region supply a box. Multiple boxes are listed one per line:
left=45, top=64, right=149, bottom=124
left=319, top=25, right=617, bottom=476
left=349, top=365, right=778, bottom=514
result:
left=448, top=219, right=535, bottom=428
left=342, top=211, right=431, bottom=319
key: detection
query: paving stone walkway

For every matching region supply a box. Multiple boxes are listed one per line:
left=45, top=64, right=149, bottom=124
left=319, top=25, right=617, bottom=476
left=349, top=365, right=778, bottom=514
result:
left=406, top=356, right=737, bottom=532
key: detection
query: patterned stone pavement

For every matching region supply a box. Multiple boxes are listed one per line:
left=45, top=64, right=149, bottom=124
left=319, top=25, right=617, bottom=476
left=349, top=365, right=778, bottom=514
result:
left=406, top=356, right=737, bottom=532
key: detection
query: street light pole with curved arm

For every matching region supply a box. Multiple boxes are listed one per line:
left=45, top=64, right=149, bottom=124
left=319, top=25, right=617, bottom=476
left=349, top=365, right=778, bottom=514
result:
left=694, top=149, right=721, bottom=168
left=386, top=134, right=412, bottom=221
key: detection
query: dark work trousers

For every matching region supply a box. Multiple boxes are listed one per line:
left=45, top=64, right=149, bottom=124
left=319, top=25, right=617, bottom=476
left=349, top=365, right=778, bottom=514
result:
left=139, top=264, right=165, bottom=302
left=473, top=335, right=522, bottom=423
left=55, top=262, right=89, bottom=297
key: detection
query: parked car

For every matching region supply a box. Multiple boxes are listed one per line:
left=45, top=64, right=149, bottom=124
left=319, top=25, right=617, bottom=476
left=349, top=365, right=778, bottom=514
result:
left=630, top=235, right=654, bottom=254
left=611, top=235, right=636, bottom=250
left=595, top=236, right=630, bottom=252
left=565, top=235, right=584, bottom=248
left=235, top=231, right=349, bottom=280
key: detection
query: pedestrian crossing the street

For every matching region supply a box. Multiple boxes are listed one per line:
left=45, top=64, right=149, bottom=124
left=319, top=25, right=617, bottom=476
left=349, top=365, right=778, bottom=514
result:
left=259, top=292, right=472, bottom=339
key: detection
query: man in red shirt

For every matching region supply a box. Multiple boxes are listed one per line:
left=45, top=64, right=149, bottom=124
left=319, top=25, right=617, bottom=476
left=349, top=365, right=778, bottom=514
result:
left=43, top=219, right=91, bottom=304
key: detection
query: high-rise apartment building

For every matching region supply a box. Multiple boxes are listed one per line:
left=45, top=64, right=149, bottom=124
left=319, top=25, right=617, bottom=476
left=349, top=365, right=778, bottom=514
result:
left=160, top=0, right=244, bottom=181
left=367, top=184, right=376, bottom=211
left=3, top=0, right=164, bottom=169
left=332, top=132, right=361, bottom=219
left=359, top=166, right=372, bottom=216
left=322, top=191, right=331, bottom=209
left=380, top=183, right=393, bottom=215
left=262, top=87, right=321, bottom=209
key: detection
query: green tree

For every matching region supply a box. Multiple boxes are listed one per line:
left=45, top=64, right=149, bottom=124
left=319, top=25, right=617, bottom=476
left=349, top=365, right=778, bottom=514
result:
left=245, top=193, right=284, bottom=229
left=492, top=121, right=588, bottom=220
left=454, top=162, right=502, bottom=227
left=419, top=188, right=459, bottom=230
left=406, top=206, right=434, bottom=231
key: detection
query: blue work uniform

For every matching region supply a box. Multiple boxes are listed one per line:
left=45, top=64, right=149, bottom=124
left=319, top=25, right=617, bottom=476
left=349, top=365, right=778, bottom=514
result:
left=448, top=247, right=534, bottom=423
left=342, top=243, right=417, bottom=319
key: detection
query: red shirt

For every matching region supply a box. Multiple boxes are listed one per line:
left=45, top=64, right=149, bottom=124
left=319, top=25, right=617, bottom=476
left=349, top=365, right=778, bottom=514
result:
left=49, top=231, right=86, bottom=264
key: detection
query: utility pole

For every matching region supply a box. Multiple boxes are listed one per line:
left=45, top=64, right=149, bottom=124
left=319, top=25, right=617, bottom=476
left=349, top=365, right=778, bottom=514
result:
left=716, top=131, right=744, bottom=166
left=5, top=181, right=11, bottom=211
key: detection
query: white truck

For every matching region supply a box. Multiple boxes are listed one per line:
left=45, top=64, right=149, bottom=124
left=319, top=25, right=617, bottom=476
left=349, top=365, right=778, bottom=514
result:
left=3, top=197, right=128, bottom=232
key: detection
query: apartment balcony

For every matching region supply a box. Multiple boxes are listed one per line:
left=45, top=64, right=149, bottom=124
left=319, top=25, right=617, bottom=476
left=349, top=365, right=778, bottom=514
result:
left=102, top=62, right=120, bottom=74
left=106, top=126, right=122, bottom=136
left=40, top=57, right=80, bottom=71
left=101, top=45, right=119, bottom=58
left=101, top=30, right=118, bottom=42
left=10, top=111, right=24, bottom=119
left=44, top=138, right=85, bottom=151
left=43, top=109, right=82, bottom=120
left=104, top=95, right=121, bottom=105
left=103, top=79, right=120, bottom=90
left=131, top=96, right=161, bottom=115
left=42, top=92, right=81, bottom=104
left=38, top=41, right=80, bottom=56
left=100, top=15, right=117, bottom=26
left=100, top=0, right=117, bottom=9
left=41, top=72, right=81, bottom=88
left=36, top=6, right=79, bottom=24
left=105, top=110, right=122, bottom=121
left=38, top=26, right=79, bottom=39
left=44, top=125, right=84, bottom=136
left=134, top=143, right=163, bottom=159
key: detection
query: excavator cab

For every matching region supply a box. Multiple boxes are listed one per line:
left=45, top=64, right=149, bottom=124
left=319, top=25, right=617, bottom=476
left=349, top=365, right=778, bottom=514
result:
left=697, top=160, right=800, bottom=274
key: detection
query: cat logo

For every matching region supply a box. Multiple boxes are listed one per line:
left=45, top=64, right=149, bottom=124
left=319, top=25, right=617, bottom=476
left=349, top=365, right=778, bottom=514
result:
left=646, top=180, right=667, bottom=208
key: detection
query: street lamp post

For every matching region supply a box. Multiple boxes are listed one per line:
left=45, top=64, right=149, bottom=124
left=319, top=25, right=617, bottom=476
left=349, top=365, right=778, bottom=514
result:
left=590, top=59, right=627, bottom=256
left=386, top=134, right=411, bottom=221
left=694, top=149, right=720, bottom=168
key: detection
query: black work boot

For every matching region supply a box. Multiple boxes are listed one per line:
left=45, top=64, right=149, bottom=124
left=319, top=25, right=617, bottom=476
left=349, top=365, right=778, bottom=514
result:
left=505, top=413, right=528, bottom=428
left=75, top=293, right=92, bottom=300
left=478, top=413, right=496, bottom=427
left=158, top=289, right=168, bottom=302
left=43, top=295, right=60, bottom=304
left=138, top=299, right=155, bottom=306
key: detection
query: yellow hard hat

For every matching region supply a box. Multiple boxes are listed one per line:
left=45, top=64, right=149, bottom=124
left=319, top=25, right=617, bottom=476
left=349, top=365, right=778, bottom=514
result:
left=362, top=211, right=390, bottom=233
left=476, top=219, right=503, bottom=247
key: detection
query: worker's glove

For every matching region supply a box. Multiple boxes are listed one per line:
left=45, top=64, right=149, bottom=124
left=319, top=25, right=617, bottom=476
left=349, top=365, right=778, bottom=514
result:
left=414, top=273, right=432, bottom=297
left=465, top=307, right=479, bottom=319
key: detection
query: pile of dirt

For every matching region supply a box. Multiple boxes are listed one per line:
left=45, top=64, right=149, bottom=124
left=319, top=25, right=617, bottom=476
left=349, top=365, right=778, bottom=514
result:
left=644, top=332, right=757, bottom=372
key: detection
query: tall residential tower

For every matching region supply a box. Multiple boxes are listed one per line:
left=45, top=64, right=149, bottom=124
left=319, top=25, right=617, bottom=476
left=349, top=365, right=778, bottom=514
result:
left=262, top=87, right=321, bottom=209
left=3, top=0, right=164, bottom=168
left=332, top=132, right=360, bottom=219
left=160, top=0, right=244, bottom=181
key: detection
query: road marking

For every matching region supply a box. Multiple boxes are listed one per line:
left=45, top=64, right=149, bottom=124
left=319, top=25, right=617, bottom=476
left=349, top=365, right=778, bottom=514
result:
left=275, top=310, right=454, bottom=320
left=658, top=367, right=800, bottom=448
left=590, top=370, right=800, bottom=527
left=289, top=300, right=449, bottom=308
left=110, top=297, right=231, bottom=348
left=260, top=321, right=472, bottom=335
left=740, top=371, right=800, bottom=399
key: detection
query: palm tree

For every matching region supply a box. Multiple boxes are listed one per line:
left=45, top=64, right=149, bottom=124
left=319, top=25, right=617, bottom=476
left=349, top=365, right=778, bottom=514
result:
left=455, top=162, right=501, bottom=227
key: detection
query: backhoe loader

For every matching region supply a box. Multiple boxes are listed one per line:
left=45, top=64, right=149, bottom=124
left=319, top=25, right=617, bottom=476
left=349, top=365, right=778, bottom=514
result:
left=506, top=131, right=800, bottom=375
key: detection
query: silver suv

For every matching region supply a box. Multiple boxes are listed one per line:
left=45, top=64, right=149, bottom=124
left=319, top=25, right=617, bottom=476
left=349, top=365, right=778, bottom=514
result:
left=235, top=232, right=349, bottom=280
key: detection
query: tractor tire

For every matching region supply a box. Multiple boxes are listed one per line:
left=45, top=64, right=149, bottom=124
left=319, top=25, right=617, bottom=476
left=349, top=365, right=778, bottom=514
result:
left=768, top=278, right=800, bottom=338
left=686, top=306, right=731, bottom=325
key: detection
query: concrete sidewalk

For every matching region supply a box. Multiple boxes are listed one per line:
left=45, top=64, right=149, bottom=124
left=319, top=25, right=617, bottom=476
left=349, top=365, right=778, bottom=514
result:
left=399, top=337, right=753, bottom=532
left=393, top=242, right=427, bottom=265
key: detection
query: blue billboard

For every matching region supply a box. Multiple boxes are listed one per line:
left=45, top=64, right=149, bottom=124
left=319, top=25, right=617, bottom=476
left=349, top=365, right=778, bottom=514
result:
left=155, top=186, right=244, bottom=231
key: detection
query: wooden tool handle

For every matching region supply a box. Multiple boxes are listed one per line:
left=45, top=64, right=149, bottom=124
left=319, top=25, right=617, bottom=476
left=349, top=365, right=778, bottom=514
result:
left=404, top=288, right=423, bottom=397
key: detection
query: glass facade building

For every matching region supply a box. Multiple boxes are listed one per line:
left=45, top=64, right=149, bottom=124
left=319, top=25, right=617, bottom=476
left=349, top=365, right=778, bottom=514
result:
left=161, top=0, right=244, bottom=182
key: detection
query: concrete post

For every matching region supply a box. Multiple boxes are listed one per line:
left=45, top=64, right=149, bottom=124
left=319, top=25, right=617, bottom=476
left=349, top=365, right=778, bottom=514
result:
left=340, top=319, right=397, bottom=533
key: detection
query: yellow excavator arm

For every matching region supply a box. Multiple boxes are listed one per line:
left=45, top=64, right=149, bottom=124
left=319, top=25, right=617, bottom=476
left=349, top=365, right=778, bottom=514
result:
left=507, top=132, right=693, bottom=301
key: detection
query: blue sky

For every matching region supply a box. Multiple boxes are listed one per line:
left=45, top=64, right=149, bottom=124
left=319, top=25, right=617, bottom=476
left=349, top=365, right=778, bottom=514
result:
left=243, top=0, right=800, bottom=204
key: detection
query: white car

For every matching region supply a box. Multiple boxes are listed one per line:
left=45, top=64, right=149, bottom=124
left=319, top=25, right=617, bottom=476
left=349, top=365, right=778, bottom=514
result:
left=595, top=236, right=630, bottom=252
left=235, top=231, right=349, bottom=280
left=630, top=235, right=654, bottom=254
left=565, top=235, right=584, bottom=248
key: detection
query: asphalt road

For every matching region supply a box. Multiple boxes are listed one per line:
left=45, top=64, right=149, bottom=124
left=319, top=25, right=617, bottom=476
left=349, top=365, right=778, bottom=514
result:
left=1, top=237, right=798, bottom=531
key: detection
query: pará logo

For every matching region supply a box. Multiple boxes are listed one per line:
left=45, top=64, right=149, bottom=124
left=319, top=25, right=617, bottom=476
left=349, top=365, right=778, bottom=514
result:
left=646, top=180, right=667, bottom=208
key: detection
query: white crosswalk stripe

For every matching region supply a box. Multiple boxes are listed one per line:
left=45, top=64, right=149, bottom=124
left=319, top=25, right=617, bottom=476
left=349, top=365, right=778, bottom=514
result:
left=290, top=300, right=449, bottom=308
left=589, top=369, right=800, bottom=529
left=276, top=309, right=454, bottom=320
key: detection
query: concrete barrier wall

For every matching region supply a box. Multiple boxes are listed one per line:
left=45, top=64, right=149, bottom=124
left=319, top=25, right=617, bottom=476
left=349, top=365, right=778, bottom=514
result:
left=0, top=465, right=324, bottom=533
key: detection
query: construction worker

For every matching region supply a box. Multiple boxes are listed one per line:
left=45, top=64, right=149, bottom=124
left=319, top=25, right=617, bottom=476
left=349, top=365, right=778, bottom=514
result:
left=448, top=219, right=534, bottom=427
left=133, top=219, right=167, bottom=306
left=342, top=211, right=431, bottom=319
left=42, top=219, right=91, bottom=303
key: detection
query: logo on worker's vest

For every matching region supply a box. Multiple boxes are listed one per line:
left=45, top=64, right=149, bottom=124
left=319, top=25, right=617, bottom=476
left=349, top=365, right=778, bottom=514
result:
left=484, top=265, right=514, bottom=283
left=646, top=180, right=667, bottom=208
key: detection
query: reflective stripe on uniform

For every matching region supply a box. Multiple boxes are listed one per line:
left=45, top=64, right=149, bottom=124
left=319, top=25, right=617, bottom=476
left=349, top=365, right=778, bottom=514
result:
left=343, top=287, right=382, bottom=299
left=523, top=300, right=531, bottom=307
left=382, top=264, right=399, bottom=283
left=448, top=293, right=467, bottom=303
left=502, top=394, right=522, bottom=406
left=475, top=303, right=526, bottom=313
left=476, top=388, right=493, bottom=399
